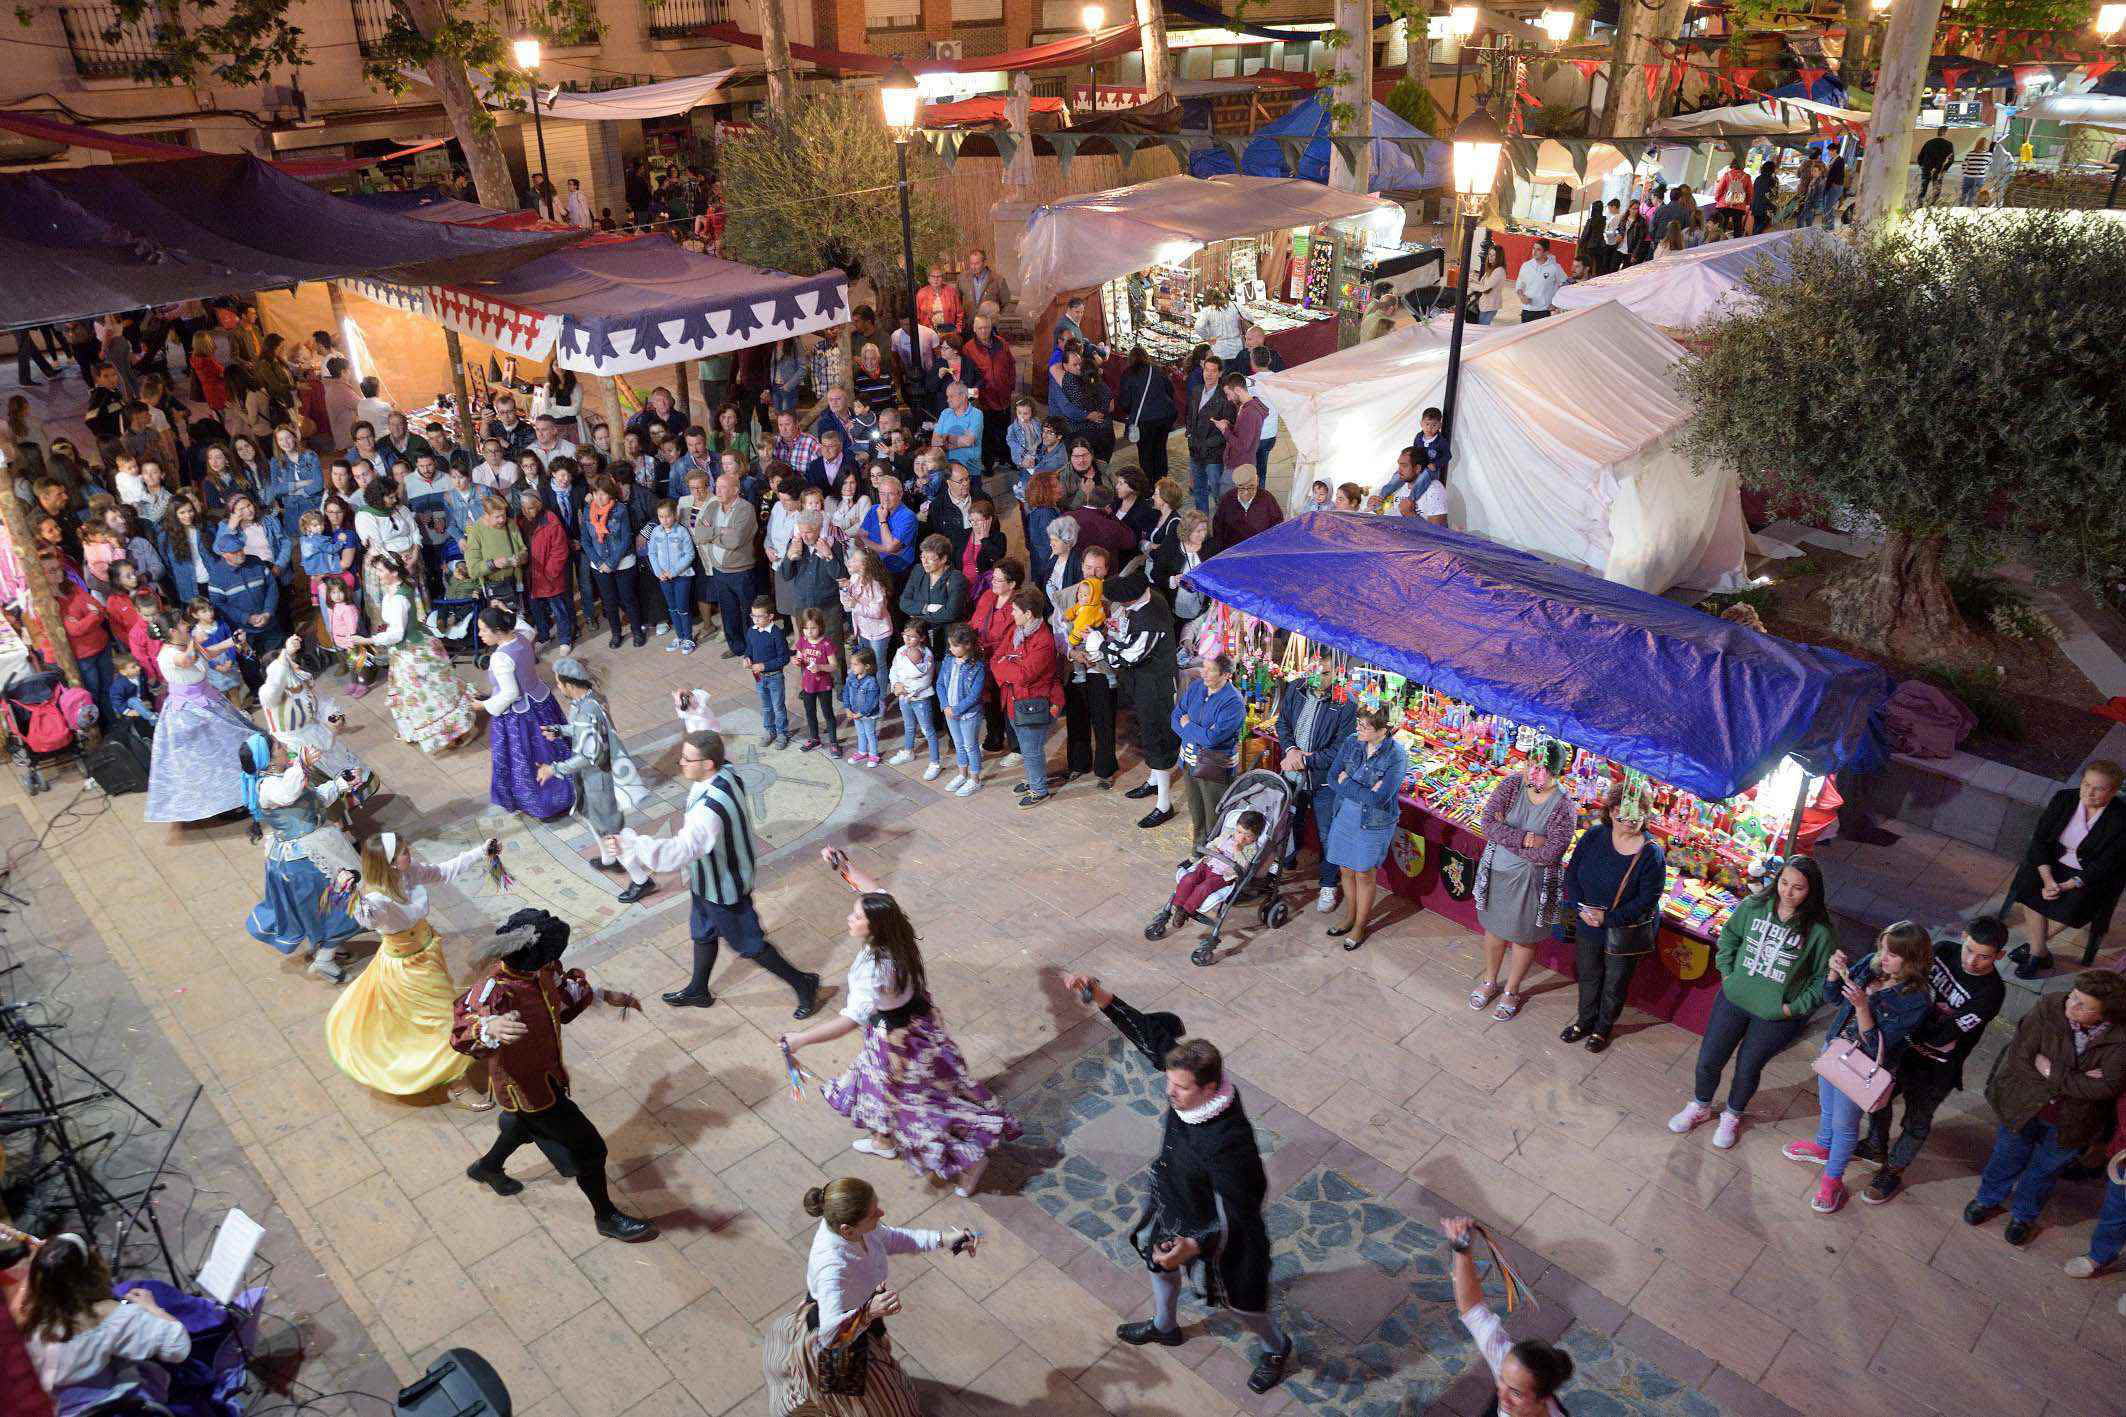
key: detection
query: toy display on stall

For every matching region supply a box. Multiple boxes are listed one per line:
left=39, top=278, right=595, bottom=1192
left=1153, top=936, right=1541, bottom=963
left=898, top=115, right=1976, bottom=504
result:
left=1198, top=602, right=1793, bottom=938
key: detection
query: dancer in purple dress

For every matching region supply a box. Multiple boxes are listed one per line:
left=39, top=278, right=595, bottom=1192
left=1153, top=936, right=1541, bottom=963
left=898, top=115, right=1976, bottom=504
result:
left=780, top=846, right=1019, bottom=1197
left=475, top=603, right=576, bottom=818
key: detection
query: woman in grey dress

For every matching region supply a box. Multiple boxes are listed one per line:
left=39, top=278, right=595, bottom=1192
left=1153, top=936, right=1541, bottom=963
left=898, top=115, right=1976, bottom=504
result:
left=1469, top=741, right=1579, bottom=1022
left=537, top=657, right=655, bottom=903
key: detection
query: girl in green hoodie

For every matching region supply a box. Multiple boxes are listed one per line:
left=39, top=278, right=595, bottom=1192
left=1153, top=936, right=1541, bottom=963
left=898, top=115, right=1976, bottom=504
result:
left=1669, top=856, right=1838, bottom=1151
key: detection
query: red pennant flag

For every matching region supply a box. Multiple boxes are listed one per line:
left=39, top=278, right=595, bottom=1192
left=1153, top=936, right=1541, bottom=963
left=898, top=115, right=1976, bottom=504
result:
left=1942, top=25, right=1960, bottom=50
left=1731, top=65, right=1759, bottom=92
left=1644, top=63, right=1661, bottom=100
left=1943, top=65, right=1967, bottom=91
left=1571, top=58, right=1601, bottom=81
left=1668, top=59, right=1687, bottom=93
left=1798, top=65, right=1826, bottom=95
left=2090, top=60, right=2118, bottom=82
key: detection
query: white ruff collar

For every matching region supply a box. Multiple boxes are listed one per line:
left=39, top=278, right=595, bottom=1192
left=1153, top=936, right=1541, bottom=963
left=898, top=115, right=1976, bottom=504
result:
left=1174, top=1082, right=1235, bottom=1125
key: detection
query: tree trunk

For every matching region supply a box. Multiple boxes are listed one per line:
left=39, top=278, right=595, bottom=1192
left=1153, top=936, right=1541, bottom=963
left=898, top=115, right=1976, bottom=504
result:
left=1854, top=0, right=1946, bottom=225
left=1328, top=0, right=1374, bottom=192
left=1136, top=0, right=1172, bottom=100
left=1841, top=0, right=1872, bottom=76
left=1405, top=9, right=1430, bottom=86
left=760, top=0, right=795, bottom=115
left=396, top=0, right=519, bottom=211
left=1602, top=0, right=1690, bottom=137
left=0, top=430, right=83, bottom=689
left=1827, top=529, right=1974, bottom=657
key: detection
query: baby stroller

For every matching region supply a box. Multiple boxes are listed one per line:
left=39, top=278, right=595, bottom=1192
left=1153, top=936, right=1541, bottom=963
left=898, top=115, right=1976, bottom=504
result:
left=4, top=668, right=97, bottom=795
left=1144, top=768, right=1297, bottom=966
left=425, top=536, right=503, bottom=671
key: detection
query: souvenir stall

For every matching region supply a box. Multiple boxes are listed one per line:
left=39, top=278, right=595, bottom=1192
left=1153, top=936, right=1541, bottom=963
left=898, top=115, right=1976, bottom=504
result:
left=1018, top=174, right=1408, bottom=367
left=1185, top=513, right=1892, bottom=1033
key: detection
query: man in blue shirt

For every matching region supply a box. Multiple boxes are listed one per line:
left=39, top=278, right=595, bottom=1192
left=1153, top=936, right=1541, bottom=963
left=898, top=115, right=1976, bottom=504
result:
left=207, top=529, right=287, bottom=659
left=1171, top=654, right=1246, bottom=851
left=857, top=474, right=919, bottom=582
left=933, top=382, right=985, bottom=479
left=666, top=426, right=714, bottom=501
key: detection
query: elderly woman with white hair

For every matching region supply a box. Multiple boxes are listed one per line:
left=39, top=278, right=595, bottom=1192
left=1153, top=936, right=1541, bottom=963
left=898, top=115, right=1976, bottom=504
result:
left=1042, top=514, right=1086, bottom=629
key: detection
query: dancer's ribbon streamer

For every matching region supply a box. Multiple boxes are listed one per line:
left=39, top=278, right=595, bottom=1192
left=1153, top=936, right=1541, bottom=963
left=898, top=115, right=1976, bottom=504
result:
left=778, top=1040, right=825, bottom=1102
left=1470, top=1220, right=1535, bottom=1312
left=487, top=852, right=516, bottom=893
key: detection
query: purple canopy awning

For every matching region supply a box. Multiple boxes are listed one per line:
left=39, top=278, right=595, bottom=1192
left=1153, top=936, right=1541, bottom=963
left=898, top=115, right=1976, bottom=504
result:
left=0, top=154, right=582, bottom=330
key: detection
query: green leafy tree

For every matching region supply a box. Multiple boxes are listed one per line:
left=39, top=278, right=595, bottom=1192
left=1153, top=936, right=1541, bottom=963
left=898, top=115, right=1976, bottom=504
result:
left=717, top=90, right=957, bottom=318
left=38, top=0, right=602, bottom=212
left=1677, top=211, right=2126, bottom=658
left=1383, top=75, right=1438, bottom=135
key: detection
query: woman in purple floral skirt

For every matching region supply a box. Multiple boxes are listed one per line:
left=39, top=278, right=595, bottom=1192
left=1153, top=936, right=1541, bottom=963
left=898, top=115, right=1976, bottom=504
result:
left=781, top=847, right=1019, bottom=1197
left=474, top=603, right=575, bottom=818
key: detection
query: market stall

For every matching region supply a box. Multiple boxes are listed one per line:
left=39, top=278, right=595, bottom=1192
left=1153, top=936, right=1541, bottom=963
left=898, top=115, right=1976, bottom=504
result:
left=1548, top=227, right=1835, bottom=329
left=1017, top=173, right=1411, bottom=366
left=1185, top=513, right=1892, bottom=1033
left=1252, top=300, right=1750, bottom=594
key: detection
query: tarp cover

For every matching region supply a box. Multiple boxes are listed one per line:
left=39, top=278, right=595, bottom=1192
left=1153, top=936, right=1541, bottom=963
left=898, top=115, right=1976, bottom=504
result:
left=2022, top=91, right=2126, bottom=133
left=1651, top=97, right=1870, bottom=138
left=1549, top=227, right=1836, bottom=328
left=1251, top=300, right=1749, bottom=594
left=1187, top=93, right=1447, bottom=191
left=1184, top=512, right=1892, bottom=798
left=1017, top=173, right=1405, bottom=315
left=0, top=154, right=580, bottom=330
left=343, top=198, right=847, bottom=374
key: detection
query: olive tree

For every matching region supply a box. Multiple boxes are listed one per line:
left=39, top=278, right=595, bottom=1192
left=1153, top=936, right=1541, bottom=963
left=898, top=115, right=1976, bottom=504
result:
left=1677, top=210, right=2126, bottom=658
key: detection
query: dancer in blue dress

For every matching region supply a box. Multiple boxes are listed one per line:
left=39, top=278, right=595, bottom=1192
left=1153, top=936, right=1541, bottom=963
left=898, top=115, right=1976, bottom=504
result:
left=475, top=603, right=576, bottom=818
left=239, top=733, right=362, bottom=982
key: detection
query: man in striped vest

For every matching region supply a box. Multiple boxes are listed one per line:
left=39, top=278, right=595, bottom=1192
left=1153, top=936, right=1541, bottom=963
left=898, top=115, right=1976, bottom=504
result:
left=608, top=728, right=822, bottom=1016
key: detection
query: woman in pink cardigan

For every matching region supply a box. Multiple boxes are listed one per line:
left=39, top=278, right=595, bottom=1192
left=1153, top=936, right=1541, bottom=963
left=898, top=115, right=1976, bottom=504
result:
left=1469, top=742, right=1580, bottom=1021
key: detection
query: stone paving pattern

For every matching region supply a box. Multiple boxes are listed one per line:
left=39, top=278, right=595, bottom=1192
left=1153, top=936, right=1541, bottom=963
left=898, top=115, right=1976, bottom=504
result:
left=7, top=622, right=2126, bottom=1417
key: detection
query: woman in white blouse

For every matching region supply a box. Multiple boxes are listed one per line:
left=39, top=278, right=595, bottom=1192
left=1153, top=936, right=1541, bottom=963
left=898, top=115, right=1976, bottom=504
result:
left=761, top=1176, right=977, bottom=1417
left=1192, top=287, right=1246, bottom=361
left=354, top=479, right=426, bottom=622
left=323, top=830, right=496, bottom=1107
left=780, top=849, right=1020, bottom=1198
left=10, top=1233, right=190, bottom=1398
left=142, top=611, right=259, bottom=824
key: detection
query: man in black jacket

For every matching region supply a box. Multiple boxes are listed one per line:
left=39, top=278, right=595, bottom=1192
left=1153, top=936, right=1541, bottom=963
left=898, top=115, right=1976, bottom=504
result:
left=1185, top=355, right=1233, bottom=515
left=1853, top=917, right=2007, bottom=1203
left=1059, top=970, right=1293, bottom=1395
left=1275, top=680, right=1359, bottom=916
left=1916, top=126, right=1956, bottom=205
left=1099, top=572, right=1179, bottom=825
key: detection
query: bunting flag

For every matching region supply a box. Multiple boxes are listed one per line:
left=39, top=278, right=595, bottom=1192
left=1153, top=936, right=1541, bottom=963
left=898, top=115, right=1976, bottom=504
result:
left=1730, top=66, right=1758, bottom=92
left=1798, top=66, right=1826, bottom=94
left=989, top=132, right=1019, bottom=169
left=1669, top=59, right=1687, bottom=95
left=1644, top=63, right=1661, bottom=100
left=1942, top=66, right=1967, bottom=91
left=2090, top=60, right=2118, bottom=82
left=1571, top=58, right=1602, bottom=82
left=1942, top=24, right=1960, bottom=49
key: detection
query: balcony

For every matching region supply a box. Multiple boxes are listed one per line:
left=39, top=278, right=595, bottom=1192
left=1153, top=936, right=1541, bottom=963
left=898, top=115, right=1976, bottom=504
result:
left=502, top=0, right=604, bottom=47
left=644, top=0, right=731, bottom=41
left=350, top=0, right=396, bottom=59
left=59, top=2, right=181, bottom=81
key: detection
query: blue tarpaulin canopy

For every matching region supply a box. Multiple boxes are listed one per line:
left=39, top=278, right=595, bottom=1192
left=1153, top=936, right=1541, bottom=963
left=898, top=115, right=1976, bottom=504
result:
left=1188, top=93, right=1447, bottom=191
left=1184, top=513, right=1892, bottom=799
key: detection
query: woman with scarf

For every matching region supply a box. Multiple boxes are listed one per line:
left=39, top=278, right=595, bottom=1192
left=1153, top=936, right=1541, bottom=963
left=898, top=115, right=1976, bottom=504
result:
left=354, top=479, right=425, bottom=623
left=781, top=848, right=1019, bottom=1196
left=474, top=604, right=576, bottom=818
left=238, top=735, right=362, bottom=982
left=1469, top=742, right=1579, bottom=1021
left=324, top=831, right=496, bottom=1108
left=350, top=551, right=479, bottom=753
left=141, top=609, right=259, bottom=824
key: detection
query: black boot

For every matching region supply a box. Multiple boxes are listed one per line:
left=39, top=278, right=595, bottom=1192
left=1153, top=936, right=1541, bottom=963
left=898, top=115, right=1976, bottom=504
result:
left=596, top=1211, right=658, bottom=1242
left=466, top=1162, right=523, bottom=1197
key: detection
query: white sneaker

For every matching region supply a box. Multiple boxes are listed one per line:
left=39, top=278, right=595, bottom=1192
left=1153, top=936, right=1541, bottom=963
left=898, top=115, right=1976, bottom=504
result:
left=557, top=642, right=573, bottom=655
left=658, top=622, right=673, bottom=636
left=922, top=762, right=942, bottom=781
left=1667, top=1101, right=1713, bottom=1134
left=1712, top=1111, right=1743, bottom=1150
left=953, top=1155, right=991, bottom=1198
left=2064, top=1256, right=2100, bottom=1278
left=946, top=772, right=967, bottom=791
left=888, top=749, right=914, bottom=766
left=307, top=953, right=346, bottom=984
left=851, top=1136, right=899, bottom=1158
left=1315, top=886, right=1340, bottom=913
left=955, top=777, right=981, bottom=796
left=1003, top=751, right=1022, bottom=766
left=664, top=640, right=682, bottom=653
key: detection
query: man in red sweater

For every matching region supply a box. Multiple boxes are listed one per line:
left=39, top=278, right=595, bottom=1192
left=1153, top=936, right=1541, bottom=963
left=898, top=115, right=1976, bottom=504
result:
left=1215, top=372, right=1269, bottom=486
left=960, top=313, right=1018, bottom=471
left=1212, top=465, right=1284, bottom=550
left=518, top=489, right=577, bottom=653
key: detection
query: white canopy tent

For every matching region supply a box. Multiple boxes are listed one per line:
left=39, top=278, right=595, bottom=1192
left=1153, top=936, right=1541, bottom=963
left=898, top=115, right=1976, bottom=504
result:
left=1548, top=228, right=1836, bottom=328
left=2020, top=91, right=2126, bottom=133
left=1650, top=97, right=1870, bottom=138
left=1015, top=174, right=1405, bottom=316
left=1251, top=301, right=1750, bottom=594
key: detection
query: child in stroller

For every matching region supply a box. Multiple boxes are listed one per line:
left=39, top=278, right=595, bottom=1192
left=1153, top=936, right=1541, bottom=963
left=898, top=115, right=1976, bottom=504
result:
left=424, top=535, right=507, bottom=669
left=1145, top=769, right=1298, bottom=965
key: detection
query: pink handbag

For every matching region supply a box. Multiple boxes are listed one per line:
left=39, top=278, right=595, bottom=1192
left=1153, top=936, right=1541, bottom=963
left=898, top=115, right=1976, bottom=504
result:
left=1813, top=1033, right=1895, bottom=1113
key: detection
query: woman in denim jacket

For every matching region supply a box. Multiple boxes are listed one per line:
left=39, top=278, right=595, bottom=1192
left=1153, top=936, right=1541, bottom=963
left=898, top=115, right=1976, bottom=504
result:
left=1785, top=921, right=1933, bottom=1215
left=1321, top=706, right=1409, bottom=952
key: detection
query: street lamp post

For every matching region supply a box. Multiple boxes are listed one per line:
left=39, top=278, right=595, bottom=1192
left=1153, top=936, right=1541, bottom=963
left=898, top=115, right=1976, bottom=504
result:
left=1082, top=5, right=1106, bottom=116
left=1435, top=104, right=1502, bottom=451
left=513, top=36, right=553, bottom=219
left=1447, top=5, right=1478, bottom=121
left=880, top=61, right=925, bottom=378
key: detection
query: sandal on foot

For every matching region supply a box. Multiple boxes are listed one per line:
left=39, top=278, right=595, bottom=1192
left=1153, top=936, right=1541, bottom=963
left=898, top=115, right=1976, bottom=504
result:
left=1491, top=991, right=1525, bottom=1021
left=1468, top=980, right=1501, bottom=1011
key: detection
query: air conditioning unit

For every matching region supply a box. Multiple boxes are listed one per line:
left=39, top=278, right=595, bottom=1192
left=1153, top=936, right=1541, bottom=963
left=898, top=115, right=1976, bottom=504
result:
left=930, top=39, right=963, bottom=59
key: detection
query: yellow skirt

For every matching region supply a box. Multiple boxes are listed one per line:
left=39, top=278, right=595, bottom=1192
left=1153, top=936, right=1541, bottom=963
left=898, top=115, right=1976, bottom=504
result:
left=324, top=922, right=472, bottom=1095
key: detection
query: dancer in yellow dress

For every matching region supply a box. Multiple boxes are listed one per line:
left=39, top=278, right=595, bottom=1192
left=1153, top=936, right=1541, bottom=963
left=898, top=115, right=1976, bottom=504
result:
left=324, top=832, right=497, bottom=1108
